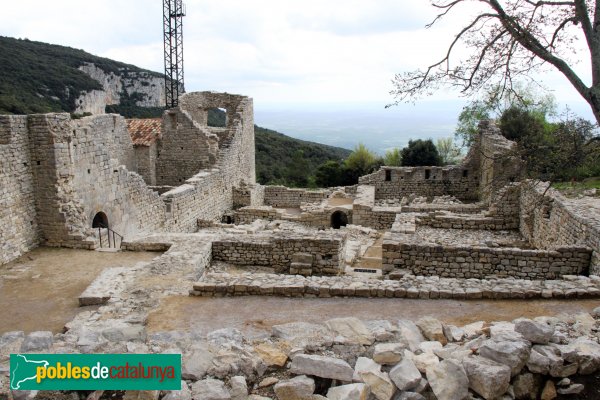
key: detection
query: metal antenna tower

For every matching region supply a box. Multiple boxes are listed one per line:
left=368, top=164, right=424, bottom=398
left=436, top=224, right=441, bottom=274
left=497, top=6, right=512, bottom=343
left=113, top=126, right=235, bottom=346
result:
left=163, top=0, right=186, bottom=108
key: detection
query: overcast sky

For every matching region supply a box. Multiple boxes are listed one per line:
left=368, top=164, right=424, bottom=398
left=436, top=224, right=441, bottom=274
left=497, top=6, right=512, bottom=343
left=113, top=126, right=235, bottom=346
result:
left=1, top=0, right=594, bottom=117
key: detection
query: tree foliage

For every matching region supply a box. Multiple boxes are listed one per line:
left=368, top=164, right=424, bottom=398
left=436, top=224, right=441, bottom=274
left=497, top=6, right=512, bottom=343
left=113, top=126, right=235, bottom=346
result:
left=401, top=139, right=442, bottom=166
left=383, top=148, right=403, bottom=166
left=455, top=83, right=556, bottom=145
left=390, top=0, right=600, bottom=126
left=436, top=137, right=463, bottom=165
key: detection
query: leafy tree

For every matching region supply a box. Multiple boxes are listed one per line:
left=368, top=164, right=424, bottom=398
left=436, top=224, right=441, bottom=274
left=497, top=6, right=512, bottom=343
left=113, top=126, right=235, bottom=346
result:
left=344, top=143, right=382, bottom=178
left=286, top=150, right=310, bottom=187
left=383, top=148, right=403, bottom=166
left=455, top=83, right=556, bottom=146
left=389, top=1, right=600, bottom=126
left=401, top=139, right=442, bottom=166
left=436, top=137, right=463, bottom=165
left=315, top=161, right=344, bottom=187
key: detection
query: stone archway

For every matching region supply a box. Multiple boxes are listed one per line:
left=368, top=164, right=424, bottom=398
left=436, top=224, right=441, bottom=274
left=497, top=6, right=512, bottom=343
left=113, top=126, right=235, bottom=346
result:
left=92, top=212, right=109, bottom=229
left=331, top=211, right=348, bottom=229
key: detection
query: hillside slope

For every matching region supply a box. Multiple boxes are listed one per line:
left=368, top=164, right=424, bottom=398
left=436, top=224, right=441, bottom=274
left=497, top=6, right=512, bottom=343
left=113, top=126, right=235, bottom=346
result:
left=0, top=35, right=351, bottom=185
left=0, top=36, right=164, bottom=115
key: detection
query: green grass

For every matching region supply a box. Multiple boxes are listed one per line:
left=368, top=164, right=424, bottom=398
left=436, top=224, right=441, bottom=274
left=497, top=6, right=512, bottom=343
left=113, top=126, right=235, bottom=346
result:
left=552, top=177, right=600, bottom=196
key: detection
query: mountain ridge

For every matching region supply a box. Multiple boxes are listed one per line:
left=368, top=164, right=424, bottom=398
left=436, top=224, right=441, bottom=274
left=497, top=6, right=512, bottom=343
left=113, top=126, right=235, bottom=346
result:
left=0, top=35, right=351, bottom=185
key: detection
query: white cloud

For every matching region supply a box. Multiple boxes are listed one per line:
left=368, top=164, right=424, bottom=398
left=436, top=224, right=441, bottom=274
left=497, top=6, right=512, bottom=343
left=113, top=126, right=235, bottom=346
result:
left=0, top=0, right=594, bottom=119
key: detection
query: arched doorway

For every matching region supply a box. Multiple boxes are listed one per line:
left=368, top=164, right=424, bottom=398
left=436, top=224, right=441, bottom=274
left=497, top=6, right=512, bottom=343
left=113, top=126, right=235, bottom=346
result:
left=331, top=211, right=348, bottom=229
left=92, top=212, right=109, bottom=229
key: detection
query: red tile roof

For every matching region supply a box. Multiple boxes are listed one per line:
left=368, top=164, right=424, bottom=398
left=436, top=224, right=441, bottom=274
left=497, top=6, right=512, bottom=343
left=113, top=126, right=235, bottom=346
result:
left=127, top=118, right=161, bottom=146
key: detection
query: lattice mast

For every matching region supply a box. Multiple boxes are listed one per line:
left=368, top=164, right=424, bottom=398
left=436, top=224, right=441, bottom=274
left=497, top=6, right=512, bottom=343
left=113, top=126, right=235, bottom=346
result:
left=163, top=0, right=186, bottom=108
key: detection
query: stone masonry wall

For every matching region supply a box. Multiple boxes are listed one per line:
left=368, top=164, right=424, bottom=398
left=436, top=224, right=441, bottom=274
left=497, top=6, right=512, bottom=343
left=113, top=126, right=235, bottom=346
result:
left=520, top=182, right=600, bottom=275
left=212, top=233, right=345, bottom=275
left=263, top=186, right=330, bottom=208
left=382, top=233, right=591, bottom=279
left=160, top=92, right=256, bottom=232
left=352, top=185, right=397, bottom=230
left=0, top=116, right=41, bottom=263
left=359, top=166, right=480, bottom=201
left=68, top=115, right=167, bottom=238
left=134, top=143, right=157, bottom=186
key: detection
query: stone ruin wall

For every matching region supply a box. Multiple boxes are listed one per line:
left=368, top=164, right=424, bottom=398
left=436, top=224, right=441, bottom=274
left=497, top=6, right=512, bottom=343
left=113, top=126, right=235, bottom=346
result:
left=0, top=91, right=256, bottom=263
left=520, top=182, right=600, bottom=275
left=0, top=116, right=40, bottom=264
left=159, top=92, right=256, bottom=231
left=263, top=186, right=331, bottom=208
left=382, top=239, right=591, bottom=280
left=211, top=233, right=345, bottom=276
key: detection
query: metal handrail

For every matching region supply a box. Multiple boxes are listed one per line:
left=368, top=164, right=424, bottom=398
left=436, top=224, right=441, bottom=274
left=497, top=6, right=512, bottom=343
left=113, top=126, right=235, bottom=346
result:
left=96, top=224, right=123, bottom=249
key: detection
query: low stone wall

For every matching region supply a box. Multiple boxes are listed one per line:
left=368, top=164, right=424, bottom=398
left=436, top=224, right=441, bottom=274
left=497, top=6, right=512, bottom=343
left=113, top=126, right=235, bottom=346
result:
left=232, top=184, right=265, bottom=209
left=352, top=185, right=398, bottom=230
left=191, top=271, right=600, bottom=299
left=359, top=166, right=480, bottom=201
left=263, top=186, right=330, bottom=208
left=415, top=213, right=518, bottom=230
left=211, top=233, right=346, bottom=275
left=520, top=182, right=600, bottom=275
left=382, top=232, right=591, bottom=279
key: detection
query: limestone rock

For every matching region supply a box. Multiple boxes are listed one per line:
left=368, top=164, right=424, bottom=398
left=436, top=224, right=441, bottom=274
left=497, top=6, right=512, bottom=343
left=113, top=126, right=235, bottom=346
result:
left=191, top=378, right=231, bottom=400
left=163, top=381, right=192, bottom=400
left=353, top=357, right=381, bottom=382
left=207, top=328, right=243, bottom=347
left=20, top=331, right=53, bottom=352
left=443, top=325, right=465, bottom=342
left=409, top=350, right=439, bottom=373
left=389, top=357, right=421, bottom=391
left=272, top=322, right=333, bottom=348
left=393, top=393, right=425, bottom=400
left=479, top=335, right=531, bottom=376
left=556, top=384, right=584, bottom=395
left=373, top=343, right=404, bottom=365
left=290, top=354, right=354, bottom=381
left=426, top=359, right=469, bottom=400
left=230, top=376, right=248, bottom=400
left=326, top=383, right=369, bottom=400
left=359, top=370, right=395, bottom=400
left=418, top=341, right=443, bottom=354
left=259, top=377, right=280, bottom=388
left=274, top=375, right=315, bottom=400
left=182, top=346, right=214, bottom=380
left=463, top=356, right=511, bottom=400
left=416, top=317, right=447, bottom=345
left=570, top=338, right=600, bottom=374
left=365, top=320, right=396, bottom=342
left=512, top=373, right=539, bottom=400
left=122, top=391, right=159, bottom=400
left=462, top=321, right=485, bottom=339
left=325, top=318, right=374, bottom=345
left=592, top=306, right=600, bottom=318
left=540, top=380, right=557, bottom=400
left=397, top=320, right=425, bottom=352
left=514, top=319, right=554, bottom=344
left=255, top=343, right=288, bottom=367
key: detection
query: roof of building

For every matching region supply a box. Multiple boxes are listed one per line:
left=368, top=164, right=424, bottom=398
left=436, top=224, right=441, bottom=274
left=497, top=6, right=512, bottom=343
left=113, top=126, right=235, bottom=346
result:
left=126, top=118, right=161, bottom=146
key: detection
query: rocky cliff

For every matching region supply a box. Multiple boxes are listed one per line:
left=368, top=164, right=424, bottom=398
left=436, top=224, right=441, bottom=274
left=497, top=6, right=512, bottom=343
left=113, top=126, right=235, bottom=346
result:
left=75, top=63, right=167, bottom=114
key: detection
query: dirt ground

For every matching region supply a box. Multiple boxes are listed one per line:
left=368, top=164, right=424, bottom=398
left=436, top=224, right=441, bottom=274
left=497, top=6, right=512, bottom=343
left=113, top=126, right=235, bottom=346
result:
left=0, top=248, right=159, bottom=333
left=147, top=295, right=600, bottom=338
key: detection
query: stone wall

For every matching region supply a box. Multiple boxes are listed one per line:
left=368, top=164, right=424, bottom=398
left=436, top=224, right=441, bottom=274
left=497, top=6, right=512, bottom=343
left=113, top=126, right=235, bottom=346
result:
left=232, top=184, right=265, bottom=209
left=0, top=116, right=40, bottom=264
left=359, top=166, right=480, bottom=201
left=263, top=186, right=330, bottom=208
left=352, top=185, right=397, bottom=230
left=520, top=182, right=600, bottom=275
left=382, top=232, right=591, bottom=279
left=75, top=63, right=174, bottom=114
left=477, top=120, right=522, bottom=203
left=134, top=143, right=157, bottom=186
left=212, top=233, right=345, bottom=275
left=159, top=92, right=256, bottom=232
